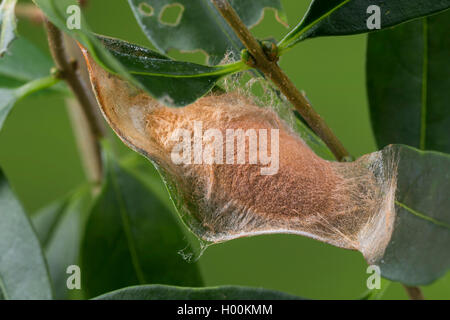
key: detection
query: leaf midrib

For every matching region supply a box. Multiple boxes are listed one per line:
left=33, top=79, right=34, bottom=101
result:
left=109, top=167, right=147, bottom=285
left=395, top=200, right=450, bottom=230
left=279, top=0, right=351, bottom=49
left=127, top=61, right=245, bottom=78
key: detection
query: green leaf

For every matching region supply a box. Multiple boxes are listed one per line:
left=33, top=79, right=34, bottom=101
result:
left=0, top=168, right=53, bottom=300
left=96, top=36, right=245, bottom=107
left=32, top=199, right=67, bottom=246
left=32, top=187, right=92, bottom=299
left=0, top=37, right=63, bottom=132
left=0, top=0, right=17, bottom=56
left=94, top=284, right=301, bottom=300
left=0, top=37, right=54, bottom=85
left=0, top=76, right=60, bottom=132
left=278, top=0, right=450, bottom=51
left=375, top=145, right=450, bottom=285
left=128, top=0, right=288, bottom=64
left=81, top=150, right=203, bottom=299
left=367, top=10, right=450, bottom=153
left=120, top=152, right=177, bottom=211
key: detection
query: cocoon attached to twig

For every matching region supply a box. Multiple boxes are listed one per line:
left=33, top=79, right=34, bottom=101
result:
left=82, top=48, right=398, bottom=264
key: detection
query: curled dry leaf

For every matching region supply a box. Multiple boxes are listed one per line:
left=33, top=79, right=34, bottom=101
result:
left=80, top=46, right=398, bottom=266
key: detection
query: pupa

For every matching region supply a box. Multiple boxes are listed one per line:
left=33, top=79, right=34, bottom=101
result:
left=80, top=45, right=398, bottom=265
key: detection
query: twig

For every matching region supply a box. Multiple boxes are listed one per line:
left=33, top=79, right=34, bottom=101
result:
left=15, top=3, right=44, bottom=24
left=403, top=285, right=425, bottom=300
left=211, top=0, right=349, bottom=161
left=44, top=20, right=103, bottom=185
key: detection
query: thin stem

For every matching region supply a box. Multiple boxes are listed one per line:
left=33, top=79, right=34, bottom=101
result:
left=15, top=76, right=59, bottom=97
left=211, top=0, right=349, bottom=161
left=44, top=20, right=103, bottom=185
left=403, top=285, right=425, bottom=300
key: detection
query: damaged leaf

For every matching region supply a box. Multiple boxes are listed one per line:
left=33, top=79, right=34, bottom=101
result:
left=128, top=0, right=288, bottom=64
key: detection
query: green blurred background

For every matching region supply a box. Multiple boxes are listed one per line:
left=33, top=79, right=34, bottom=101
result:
left=0, top=0, right=448, bottom=299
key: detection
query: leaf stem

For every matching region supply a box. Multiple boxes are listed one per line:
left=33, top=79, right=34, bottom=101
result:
left=44, top=20, right=103, bottom=185
left=14, top=75, right=59, bottom=97
left=403, top=285, right=425, bottom=300
left=211, top=0, right=350, bottom=161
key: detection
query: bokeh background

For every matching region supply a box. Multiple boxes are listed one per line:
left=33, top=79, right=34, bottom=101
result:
left=0, top=0, right=448, bottom=299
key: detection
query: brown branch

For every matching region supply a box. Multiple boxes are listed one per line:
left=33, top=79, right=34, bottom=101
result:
left=403, top=285, right=425, bottom=300
left=15, top=4, right=44, bottom=24
left=44, top=20, right=103, bottom=185
left=211, top=0, right=350, bottom=161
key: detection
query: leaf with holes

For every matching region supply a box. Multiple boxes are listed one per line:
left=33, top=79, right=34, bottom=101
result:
left=374, top=145, right=450, bottom=285
left=367, top=10, right=450, bottom=153
left=128, top=0, right=288, bottom=64
left=0, top=0, right=17, bottom=56
left=94, top=284, right=302, bottom=300
left=0, top=169, right=53, bottom=300
left=81, top=149, right=203, bottom=299
left=278, top=0, right=450, bottom=51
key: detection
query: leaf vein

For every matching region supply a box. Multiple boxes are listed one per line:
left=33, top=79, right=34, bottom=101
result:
left=110, top=167, right=147, bottom=284
left=395, top=200, right=450, bottom=230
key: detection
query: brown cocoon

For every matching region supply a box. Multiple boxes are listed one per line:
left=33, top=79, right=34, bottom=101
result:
left=83, top=49, right=397, bottom=263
